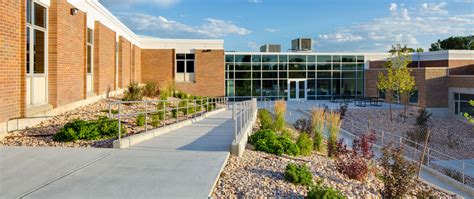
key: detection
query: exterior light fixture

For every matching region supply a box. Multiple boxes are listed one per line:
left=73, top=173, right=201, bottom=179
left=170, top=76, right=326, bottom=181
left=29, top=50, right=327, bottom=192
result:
left=203, top=49, right=212, bottom=52
left=70, top=8, right=79, bottom=15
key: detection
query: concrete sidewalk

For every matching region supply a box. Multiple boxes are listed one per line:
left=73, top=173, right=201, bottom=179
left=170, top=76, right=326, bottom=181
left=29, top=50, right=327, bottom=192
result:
left=0, top=110, right=235, bottom=199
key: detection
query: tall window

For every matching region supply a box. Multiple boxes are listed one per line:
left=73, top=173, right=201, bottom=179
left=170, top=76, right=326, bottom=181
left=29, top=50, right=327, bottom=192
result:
left=26, top=0, right=47, bottom=74
left=86, top=29, right=93, bottom=74
left=26, top=0, right=47, bottom=106
left=176, top=53, right=195, bottom=82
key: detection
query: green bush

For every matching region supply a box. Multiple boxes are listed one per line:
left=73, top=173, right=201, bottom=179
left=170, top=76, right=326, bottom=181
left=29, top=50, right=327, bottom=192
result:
left=284, top=163, right=313, bottom=186
left=206, top=103, right=215, bottom=112
left=136, top=114, right=146, bottom=126
left=258, top=109, right=273, bottom=130
left=297, top=133, right=314, bottom=156
left=172, top=108, right=178, bottom=118
left=250, top=129, right=300, bottom=156
left=307, top=181, right=346, bottom=199
left=143, top=82, right=159, bottom=97
left=277, top=136, right=300, bottom=156
left=151, top=114, right=160, bottom=127
left=249, top=129, right=276, bottom=145
left=101, top=109, right=119, bottom=115
left=123, top=82, right=143, bottom=101
left=53, top=117, right=125, bottom=142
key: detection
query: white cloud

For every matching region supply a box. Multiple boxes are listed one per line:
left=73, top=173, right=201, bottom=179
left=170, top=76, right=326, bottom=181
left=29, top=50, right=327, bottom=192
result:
left=100, top=0, right=181, bottom=8
left=117, top=13, right=251, bottom=38
left=264, top=28, right=280, bottom=33
left=315, top=2, right=474, bottom=51
left=248, top=0, right=262, bottom=3
left=419, top=2, right=449, bottom=15
left=389, top=3, right=398, bottom=13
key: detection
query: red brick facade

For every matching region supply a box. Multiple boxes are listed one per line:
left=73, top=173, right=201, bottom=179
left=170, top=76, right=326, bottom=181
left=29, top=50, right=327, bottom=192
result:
left=175, top=50, right=225, bottom=97
left=118, top=36, right=131, bottom=88
left=0, top=0, right=25, bottom=122
left=132, top=45, right=141, bottom=83
left=93, top=22, right=116, bottom=94
left=48, top=0, right=87, bottom=107
left=141, top=49, right=175, bottom=85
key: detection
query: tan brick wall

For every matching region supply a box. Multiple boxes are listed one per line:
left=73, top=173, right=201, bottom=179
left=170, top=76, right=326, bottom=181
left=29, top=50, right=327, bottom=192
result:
left=118, top=36, right=131, bottom=87
left=423, top=68, right=448, bottom=107
left=448, top=76, right=474, bottom=88
left=0, top=0, right=25, bottom=122
left=48, top=0, right=87, bottom=107
left=364, top=70, right=379, bottom=97
left=176, top=49, right=225, bottom=97
left=132, top=45, right=141, bottom=83
left=94, top=22, right=116, bottom=94
left=141, top=49, right=174, bottom=85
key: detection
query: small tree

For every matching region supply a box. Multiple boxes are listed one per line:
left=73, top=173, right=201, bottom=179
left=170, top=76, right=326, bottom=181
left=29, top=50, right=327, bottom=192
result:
left=378, top=44, right=415, bottom=121
left=465, top=100, right=474, bottom=123
left=274, top=100, right=286, bottom=131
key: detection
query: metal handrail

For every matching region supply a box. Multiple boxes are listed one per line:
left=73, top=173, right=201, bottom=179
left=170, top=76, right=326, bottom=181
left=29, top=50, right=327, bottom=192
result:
left=232, top=98, right=257, bottom=143
left=110, top=97, right=228, bottom=142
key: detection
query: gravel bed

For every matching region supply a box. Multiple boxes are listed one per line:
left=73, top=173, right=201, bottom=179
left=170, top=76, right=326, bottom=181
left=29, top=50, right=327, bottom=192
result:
left=0, top=97, right=211, bottom=148
left=343, top=107, right=474, bottom=160
left=212, top=146, right=452, bottom=198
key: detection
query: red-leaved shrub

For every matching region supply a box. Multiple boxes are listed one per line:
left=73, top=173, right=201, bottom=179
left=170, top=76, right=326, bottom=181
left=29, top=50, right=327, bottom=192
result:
left=335, top=131, right=376, bottom=181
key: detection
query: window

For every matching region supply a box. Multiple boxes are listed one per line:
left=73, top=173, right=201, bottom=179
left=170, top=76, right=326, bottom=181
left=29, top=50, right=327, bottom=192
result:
left=175, top=53, right=195, bottom=82
left=26, top=1, right=47, bottom=74
left=86, top=29, right=93, bottom=74
left=454, top=92, right=474, bottom=116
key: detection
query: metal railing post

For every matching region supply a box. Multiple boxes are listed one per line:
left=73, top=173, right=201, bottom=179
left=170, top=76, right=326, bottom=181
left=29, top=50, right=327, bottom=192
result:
left=162, top=101, right=166, bottom=125
left=145, top=101, right=148, bottom=133
left=118, top=103, right=122, bottom=144
left=176, top=100, right=179, bottom=123
left=194, top=99, right=197, bottom=118
left=206, top=98, right=209, bottom=112
left=233, top=103, right=237, bottom=141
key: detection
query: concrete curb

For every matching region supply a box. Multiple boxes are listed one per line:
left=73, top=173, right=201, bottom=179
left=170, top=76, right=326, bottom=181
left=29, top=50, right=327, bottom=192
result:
left=113, top=108, right=227, bottom=149
left=208, top=152, right=230, bottom=198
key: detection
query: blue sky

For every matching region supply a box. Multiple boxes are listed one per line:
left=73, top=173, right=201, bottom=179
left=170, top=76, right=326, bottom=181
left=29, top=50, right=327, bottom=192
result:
left=100, top=0, right=474, bottom=52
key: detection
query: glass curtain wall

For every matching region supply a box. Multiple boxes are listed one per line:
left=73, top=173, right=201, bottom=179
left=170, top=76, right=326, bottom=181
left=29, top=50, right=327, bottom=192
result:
left=225, top=53, right=365, bottom=101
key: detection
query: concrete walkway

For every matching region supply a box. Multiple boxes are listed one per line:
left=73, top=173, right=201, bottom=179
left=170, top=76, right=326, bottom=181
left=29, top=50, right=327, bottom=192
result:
left=0, top=110, right=234, bottom=199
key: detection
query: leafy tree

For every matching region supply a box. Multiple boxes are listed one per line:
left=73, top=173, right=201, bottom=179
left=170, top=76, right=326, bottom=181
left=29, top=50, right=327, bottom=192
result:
left=415, top=48, right=424, bottom=52
left=378, top=44, right=415, bottom=121
left=429, top=35, right=474, bottom=51
left=465, top=100, right=474, bottom=124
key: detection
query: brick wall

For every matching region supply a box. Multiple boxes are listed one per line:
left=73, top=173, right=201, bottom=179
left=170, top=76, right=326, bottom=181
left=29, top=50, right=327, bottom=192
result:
left=423, top=68, right=448, bottom=107
left=0, top=0, right=24, bottom=123
left=141, top=49, right=174, bottom=85
left=93, top=22, right=116, bottom=94
left=132, top=45, right=141, bottom=83
left=175, top=50, right=225, bottom=97
left=364, top=70, right=379, bottom=97
left=48, top=0, right=87, bottom=107
left=118, top=36, right=131, bottom=87
left=448, top=76, right=474, bottom=88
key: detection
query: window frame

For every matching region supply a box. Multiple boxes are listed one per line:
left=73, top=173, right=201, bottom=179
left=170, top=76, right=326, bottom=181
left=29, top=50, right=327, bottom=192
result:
left=175, top=53, right=195, bottom=82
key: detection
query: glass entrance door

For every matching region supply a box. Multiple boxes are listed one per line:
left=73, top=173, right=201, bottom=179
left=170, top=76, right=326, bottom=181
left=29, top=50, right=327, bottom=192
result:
left=288, top=79, right=306, bottom=101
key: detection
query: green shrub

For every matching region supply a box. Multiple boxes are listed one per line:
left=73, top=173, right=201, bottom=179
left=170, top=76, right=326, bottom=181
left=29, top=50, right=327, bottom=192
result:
left=258, top=109, right=273, bottom=130
left=143, top=82, right=159, bottom=97
left=123, top=82, right=143, bottom=101
left=379, top=145, right=418, bottom=198
left=274, top=100, right=286, bottom=131
left=307, top=180, right=345, bottom=199
left=136, top=114, right=146, bottom=126
left=53, top=117, right=124, bottom=142
left=101, top=109, right=119, bottom=115
left=151, top=114, right=160, bottom=127
left=278, top=136, right=300, bottom=156
left=249, top=129, right=276, bottom=145
left=206, top=103, right=215, bottom=112
left=297, top=133, right=314, bottom=156
left=172, top=108, right=178, bottom=118
left=284, top=163, right=313, bottom=186
left=250, top=129, right=300, bottom=156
